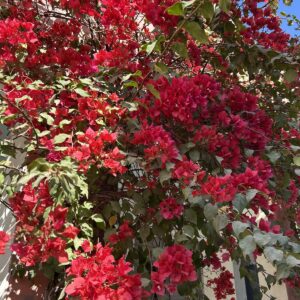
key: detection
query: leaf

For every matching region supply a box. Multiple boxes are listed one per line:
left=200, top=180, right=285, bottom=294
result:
left=172, top=42, right=189, bottom=58
left=189, top=149, right=200, bottom=162
left=81, top=223, right=93, bottom=237
left=0, top=124, right=9, bottom=140
left=109, top=215, right=117, bottom=227
left=246, top=189, right=258, bottom=202
left=293, top=156, right=300, bottom=166
left=264, top=247, right=284, bottom=263
left=219, top=0, right=231, bottom=12
left=276, top=264, right=290, bottom=280
left=184, top=21, right=208, bottom=44
left=146, top=84, right=161, bottom=100
left=182, top=0, right=196, bottom=8
left=74, top=237, right=82, bottom=250
left=267, top=151, right=281, bottom=163
left=284, top=69, right=298, bottom=83
left=204, top=203, right=218, bottom=220
left=159, top=170, right=171, bottom=184
left=40, top=112, right=54, bottom=125
left=232, top=221, right=249, bottom=237
left=183, top=225, right=195, bottom=238
left=166, top=2, right=184, bottom=16
left=239, top=236, right=256, bottom=256
left=91, top=214, right=105, bottom=229
left=213, top=214, right=228, bottom=231
left=184, top=208, right=197, bottom=225
left=54, top=134, right=70, bottom=144
left=154, top=62, right=169, bottom=74
left=199, top=1, right=214, bottom=20
left=74, top=88, right=90, bottom=97
left=254, top=231, right=272, bottom=247
left=286, top=255, right=300, bottom=267
left=289, top=242, right=300, bottom=253
left=233, top=193, right=248, bottom=214
left=152, top=247, right=164, bottom=259
left=144, top=40, right=157, bottom=55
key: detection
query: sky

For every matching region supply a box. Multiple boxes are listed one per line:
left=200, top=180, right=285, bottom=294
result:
left=278, top=0, right=300, bottom=35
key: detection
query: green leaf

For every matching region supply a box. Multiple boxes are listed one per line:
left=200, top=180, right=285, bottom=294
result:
left=152, top=247, right=164, bottom=259
left=184, top=208, right=197, bottom=225
left=213, top=214, right=228, bottom=231
left=172, top=42, right=189, bottom=58
left=166, top=2, right=184, bottom=16
left=91, top=214, right=105, bottom=229
left=246, top=189, right=258, bottom=202
left=184, top=21, right=208, bottom=44
left=74, top=237, right=83, bottom=250
left=54, top=134, right=70, bottom=144
left=239, top=236, right=256, bottom=256
left=183, top=225, right=195, bottom=238
left=264, top=247, right=284, bottom=263
left=81, top=223, right=93, bottom=237
left=284, top=69, right=298, bottom=83
left=293, top=156, right=300, bottom=166
left=233, top=193, right=248, bottom=214
left=182, top=0, right=196, bottom=8
left=159, top=170, right=171, bottom=184
left=74, top=88, right=90, bottom=97
left=146, top=84, right=161, bottom=100
left=204, top=203, right=218, bottom=220
left=286, top=255, right=300, bottom=267
left=189, top=149, right=200, bottom=162
left=232, top=221, right=249, bottom=237
left=267, top=151, right=281, bottom=163
left=40, top=112, right=54, bottom=125
left=219, top=0, right=231, bottom=12
left=154, top=62, right=169, bottom=74
left=254, top=231, right=272, bottom=247
left=199, top=1, right=214, bottom=20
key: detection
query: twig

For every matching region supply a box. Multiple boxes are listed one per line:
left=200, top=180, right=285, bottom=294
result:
left=1, top=96, right=40, bottom=148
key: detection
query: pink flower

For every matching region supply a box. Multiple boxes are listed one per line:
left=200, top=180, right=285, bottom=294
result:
left=159, top=198, right=183, bottom=220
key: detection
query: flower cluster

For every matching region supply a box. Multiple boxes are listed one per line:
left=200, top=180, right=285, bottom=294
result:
left=10, top=183, right=79, bottom=266
left=159, top=198, right=183, bottom=220
left=65, top=243, right=142, bottom=299
left=207, top=268, right=235, bottom=300
left=151, top=244, right=197, bottom=295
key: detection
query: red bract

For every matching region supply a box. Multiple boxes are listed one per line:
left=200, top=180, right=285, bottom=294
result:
left=65, top=243, right=142, bottom=299
left=207, top=268, right=235, bottom=300
left=151, top=244, right=197, bottom=295
left=0, top=0, right=299, bottom=298
left=159, top=197, right=183, bottom=220
left=109, top=221, right=134, bottom=244
left=0, top=231, right=10, bottom=254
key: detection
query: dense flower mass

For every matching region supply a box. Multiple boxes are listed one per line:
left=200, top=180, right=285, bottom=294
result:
left=0, top=0, right=299, bottom=299
left=65, top=243, right=142, bottom=300
left=159, top=197, right=184, bottom=220
left=151, top=245, right=197, bottom=295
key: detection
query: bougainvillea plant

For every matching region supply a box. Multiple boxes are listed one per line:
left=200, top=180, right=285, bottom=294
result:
left=0, top=0, right=299, bottom=299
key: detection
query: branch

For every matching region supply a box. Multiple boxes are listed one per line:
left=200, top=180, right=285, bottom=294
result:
left=1, top=96, right=40, bottom=148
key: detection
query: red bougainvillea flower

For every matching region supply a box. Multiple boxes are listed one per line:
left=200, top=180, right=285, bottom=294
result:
left=151, top=244, right=197, bottom=295
left=109, top=220, right=134, bottom=244
left=0, top=231, right=10, bottom=254
left=65, top=243, right=142, bottom=299
left=159, top=197, right=183, bottom=220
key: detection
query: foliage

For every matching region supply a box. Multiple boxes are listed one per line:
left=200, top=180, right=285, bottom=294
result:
left=0, top=0, right=299, bottom=299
